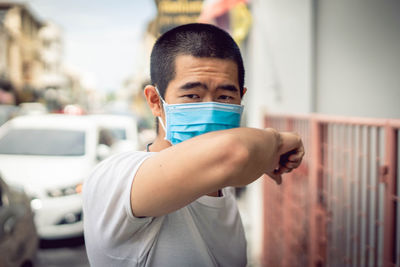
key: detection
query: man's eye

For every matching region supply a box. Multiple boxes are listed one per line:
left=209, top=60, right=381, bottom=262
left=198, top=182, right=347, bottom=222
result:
left=184, top=94, right=200, bottom=99
left=218, top=95, right=234, bottom=100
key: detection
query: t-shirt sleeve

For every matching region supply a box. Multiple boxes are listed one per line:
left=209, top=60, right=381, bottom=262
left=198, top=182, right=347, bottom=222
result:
left=83, top=151, right=161, bottom=260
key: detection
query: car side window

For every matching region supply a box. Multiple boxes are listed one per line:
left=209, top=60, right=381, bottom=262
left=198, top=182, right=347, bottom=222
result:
left=0, top=182, right=6, bottom=208
left=0, top=180, right=10, bottom=208
left=0, top=184, right=2, bottom=207
left=99, top=128, right=115, bottom=147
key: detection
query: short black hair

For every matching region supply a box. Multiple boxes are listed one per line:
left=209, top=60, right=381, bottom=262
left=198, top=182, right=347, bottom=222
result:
left=150, top=23, right=245, bottom=98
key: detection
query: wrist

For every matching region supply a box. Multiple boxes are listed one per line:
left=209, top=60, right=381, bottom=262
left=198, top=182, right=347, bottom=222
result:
left=264, top=128, right=282, bottom=153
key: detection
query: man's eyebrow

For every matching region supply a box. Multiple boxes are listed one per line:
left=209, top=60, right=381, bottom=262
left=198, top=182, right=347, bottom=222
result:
left=179, top=82, right=239, bottom=93
left=179, top=82, right=208, bottom=90
left=217, top=84, right=239, bottom=92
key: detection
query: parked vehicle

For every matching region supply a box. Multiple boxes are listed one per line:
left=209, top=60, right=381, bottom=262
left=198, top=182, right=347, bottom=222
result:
left=0, top=175, right=38, bottom=267
left=0, top=114, right=109, bottom=240
left=88, top=114, right=139, bottom=154
left=0, top=104, right=19, bottom=126
left=17, top=102, right=48, bottom=116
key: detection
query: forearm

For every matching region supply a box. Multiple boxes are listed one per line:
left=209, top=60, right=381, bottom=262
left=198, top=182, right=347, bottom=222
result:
left=217, top=127, right=282, bottom=187
left=221, top=128, right=304, bottom=186
left=131, top=127, right=282, bottom=217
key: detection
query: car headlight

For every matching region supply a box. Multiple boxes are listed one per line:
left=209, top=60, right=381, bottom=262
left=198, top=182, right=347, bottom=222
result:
left=47, top=183, right=83, bottom=198
left=31, top=198, right=43, bottom=210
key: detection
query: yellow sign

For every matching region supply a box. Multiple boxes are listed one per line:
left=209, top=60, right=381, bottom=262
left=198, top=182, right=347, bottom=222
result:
left=158, top=0, right=203, bottom=14
left=154, top=0, right=204, bottom=35
left=231, top=2, right=252, bottom=45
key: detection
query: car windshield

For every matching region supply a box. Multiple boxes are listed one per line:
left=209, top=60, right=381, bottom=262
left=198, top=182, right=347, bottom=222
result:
left=110, top=128, right=126, bottom=140
left=0, top=129, right=85, bottom=156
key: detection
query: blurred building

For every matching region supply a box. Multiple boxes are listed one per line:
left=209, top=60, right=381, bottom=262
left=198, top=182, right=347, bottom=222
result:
left=38, top=22, right=86, bottom=111
left=0, top=2, right=88, bottom=110
left=0, top=2, right=44, bottom=103
left=38, top=22, right=69, bottom=91
left=39, top=22, right=62, bottom=85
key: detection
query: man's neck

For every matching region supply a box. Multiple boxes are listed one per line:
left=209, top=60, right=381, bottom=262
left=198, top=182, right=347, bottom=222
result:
left=148, top=135, right=171, bottom=152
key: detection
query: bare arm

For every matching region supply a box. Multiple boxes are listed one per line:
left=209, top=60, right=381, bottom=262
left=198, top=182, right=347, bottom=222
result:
left=130, top=127, right=303, bottom=217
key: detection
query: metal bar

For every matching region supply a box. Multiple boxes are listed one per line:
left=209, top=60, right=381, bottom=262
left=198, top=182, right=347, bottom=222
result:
left=365, top=127, right=371, bottom=266
left=261, top=117, right=271, bottom=267
left=327, top=124, right=333, bottom=265
left=374, top=127, right=381, bottom=267
left=357, top=126, right=363, bottom=267
left=282, top=176, right=290, bottom=267
left=361, top=126, right=368, bottom=267
left=349, top=125, right=356, bottom=267
left=308, top=118, right=321, bottom=267
left=368, top=127, right=375, bottom=267
left=343, top=125, right=349, bottom=265
left=334, top=125, right=340, bottom=264
left=344, top=125, right=351, bottom=265
left=330, top=125, right=337, bottom=265
left=339, top=125, right=345, bottom=264
left=396, top=129, right=400, bottom=267
left=383, top=125, right=398, bottom=267
left=321, top=123, right=328, bottom=266
left=261, top=177, right=267, bottom=266
left=379, top=128, right=385, bottom=267
left=283, top=117, right=294, bottom=267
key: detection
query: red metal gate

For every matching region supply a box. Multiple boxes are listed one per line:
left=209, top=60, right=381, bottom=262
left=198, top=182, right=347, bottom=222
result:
left=262, top=114, right=400, bottom=267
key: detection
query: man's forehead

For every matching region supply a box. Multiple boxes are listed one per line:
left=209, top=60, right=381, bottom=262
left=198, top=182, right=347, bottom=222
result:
left=173, top=55, right=238, bottom=77
left=174, top=54, right=237, bottom=66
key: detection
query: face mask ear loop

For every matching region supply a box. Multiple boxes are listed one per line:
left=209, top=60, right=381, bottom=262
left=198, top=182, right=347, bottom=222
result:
left=158, top=116, right=171, bottom=144
left=155, top=87, right=167, bottom=105
left=155, top=87, right=170, bottom=143
left=158, top=116, right=166, bottom=132
left=155, top=86, right=167, bottom=127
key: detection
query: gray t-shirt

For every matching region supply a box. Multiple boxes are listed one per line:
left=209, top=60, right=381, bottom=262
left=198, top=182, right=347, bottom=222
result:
left=83, top=151, right=247, bottom=267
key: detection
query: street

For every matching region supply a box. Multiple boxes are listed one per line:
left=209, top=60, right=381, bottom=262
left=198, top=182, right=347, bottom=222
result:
left=36, top=237, right=89, bottom=267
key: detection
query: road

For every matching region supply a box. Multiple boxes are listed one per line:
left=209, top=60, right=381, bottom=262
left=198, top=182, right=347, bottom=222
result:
left=36, top=236, right=89, bottom=267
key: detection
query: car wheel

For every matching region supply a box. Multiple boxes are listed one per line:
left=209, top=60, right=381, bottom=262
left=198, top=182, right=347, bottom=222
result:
left=20, top=260, right=33, bottom=267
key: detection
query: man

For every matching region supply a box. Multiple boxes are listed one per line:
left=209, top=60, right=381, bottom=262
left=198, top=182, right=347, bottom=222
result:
left=83, top=23, right=304, bottom=267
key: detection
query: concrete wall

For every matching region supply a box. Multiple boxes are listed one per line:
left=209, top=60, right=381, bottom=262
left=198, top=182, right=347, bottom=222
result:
left=246, top=0, right=400, bottom=121
left=315, top=0, right=400, bottom=119
left=245, top=0, right=313, bottom=128
left=243, top=0, right=312, bottom=265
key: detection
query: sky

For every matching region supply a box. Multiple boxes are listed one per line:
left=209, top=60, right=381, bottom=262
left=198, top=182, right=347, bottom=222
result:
left=28, top=0, right=157, bottom=92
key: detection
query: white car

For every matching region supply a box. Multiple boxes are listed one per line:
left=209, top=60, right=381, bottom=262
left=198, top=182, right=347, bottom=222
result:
left=88, top=114, right=139, bottom=154
left=0, top=114, right=108, bottom=240
left=18, top=102, right=48, bottom=116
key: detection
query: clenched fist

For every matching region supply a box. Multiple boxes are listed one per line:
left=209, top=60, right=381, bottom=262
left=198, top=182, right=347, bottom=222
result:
left=266, top=131, right=305, bottom=185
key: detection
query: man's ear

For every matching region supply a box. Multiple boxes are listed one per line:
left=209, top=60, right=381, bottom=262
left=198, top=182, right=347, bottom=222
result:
left=242, top=87, right=247, bottom=98
left=144, top=85, right=162, bottom=117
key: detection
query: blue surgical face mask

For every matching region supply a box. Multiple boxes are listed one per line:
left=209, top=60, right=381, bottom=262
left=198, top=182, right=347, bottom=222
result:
left=156, top=88, right=244, bottom=145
